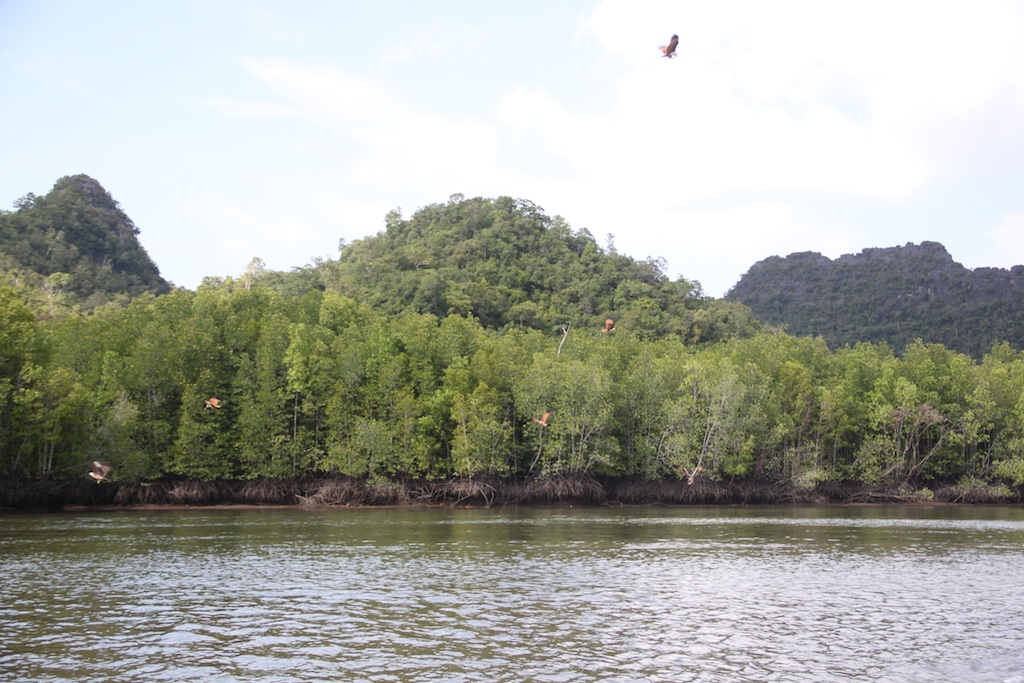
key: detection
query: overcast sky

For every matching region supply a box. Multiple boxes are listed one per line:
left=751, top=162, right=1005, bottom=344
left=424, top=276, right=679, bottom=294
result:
left=3, top=0, right=1024, bottom=297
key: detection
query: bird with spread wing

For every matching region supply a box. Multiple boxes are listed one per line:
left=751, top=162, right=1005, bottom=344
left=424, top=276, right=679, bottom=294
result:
left=659, top=34, right=679, bottom=58
left=89, top=461, right=112, bottom=483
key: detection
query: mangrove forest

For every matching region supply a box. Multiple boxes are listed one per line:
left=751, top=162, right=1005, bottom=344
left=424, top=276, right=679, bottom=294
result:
left=2, top=178, right=1024, bottom=507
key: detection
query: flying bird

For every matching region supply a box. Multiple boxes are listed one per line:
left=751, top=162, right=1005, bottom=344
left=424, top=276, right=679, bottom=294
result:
left=89, top=461, right=111, bottom=483
left=204, top=397, right=222, bottom=409
left=532, top=411, right=551, bottom=427
left=659, top=34, right=679, bottom=58
left=603, top=319, right=615, bottom=333
left=679, top=465, right=703, bottom=486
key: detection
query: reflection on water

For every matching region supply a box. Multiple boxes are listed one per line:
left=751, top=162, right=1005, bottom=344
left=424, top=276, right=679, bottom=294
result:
left=2, top=506, right=1023, bottom=682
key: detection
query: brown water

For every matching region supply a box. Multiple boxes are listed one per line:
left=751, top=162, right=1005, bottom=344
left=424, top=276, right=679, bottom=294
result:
left=2, top=506, right=1023, bottom=682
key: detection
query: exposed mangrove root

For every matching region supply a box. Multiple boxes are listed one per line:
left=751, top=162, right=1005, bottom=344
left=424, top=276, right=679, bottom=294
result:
left=443, top=479, right=498, bottom=507
left=846, top=486, right=939, bottom=504
left=934, top=481, right=1019, bottom=504
left=167, top=480, right=220, bottom=505
left=610, top=477, right=732, bottom=504
left=515, top=474, right=607, bottom=505
left=364, top=479, right=410, bottom=506
left=298, top=478, right=366, bottom=507
left=237, top=478, right=299, bottom=505
left=3, top=475, right=1021, bottom=511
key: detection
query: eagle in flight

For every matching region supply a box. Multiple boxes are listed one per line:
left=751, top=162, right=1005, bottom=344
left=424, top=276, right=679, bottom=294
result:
left=89, top=461, right=112, bottom=483
left=660, top=34, right=679, bottom=59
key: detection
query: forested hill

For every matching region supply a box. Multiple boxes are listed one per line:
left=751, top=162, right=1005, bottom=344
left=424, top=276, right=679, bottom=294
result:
left=5, top=184, right=1024, bottom=499
left=319, top=195, right=758, bottom=342
left=725, top=241, right=1024, bottom=359
left=0, top=174, right=170, bottom=311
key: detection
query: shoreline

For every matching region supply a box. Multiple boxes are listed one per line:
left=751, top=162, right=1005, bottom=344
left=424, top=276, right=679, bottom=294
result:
left=55, top=500, right=978, bottom=514
left=4, top=474, right=1020, bottom=512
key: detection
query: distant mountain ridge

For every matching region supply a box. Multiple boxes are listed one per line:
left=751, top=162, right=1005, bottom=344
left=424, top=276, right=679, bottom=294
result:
left=725, top=241, right=1024, bottom=358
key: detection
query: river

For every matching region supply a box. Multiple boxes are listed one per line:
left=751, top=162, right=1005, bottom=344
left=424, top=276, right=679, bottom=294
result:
left=2, top=505, right=1023, bottom=682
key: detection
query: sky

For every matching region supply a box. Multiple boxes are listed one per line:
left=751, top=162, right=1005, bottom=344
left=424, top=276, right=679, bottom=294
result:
left=2, top=0, right=1024, bottom=298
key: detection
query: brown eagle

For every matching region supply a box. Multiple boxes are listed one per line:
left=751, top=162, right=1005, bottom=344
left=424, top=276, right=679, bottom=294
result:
left=659, top=34, right=679, bottom=59
left=89, top=461, right=112, bottom=483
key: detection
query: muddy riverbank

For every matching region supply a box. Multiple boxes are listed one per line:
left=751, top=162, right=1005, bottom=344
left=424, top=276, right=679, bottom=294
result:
left=2, top=475, right=1020, bottom=511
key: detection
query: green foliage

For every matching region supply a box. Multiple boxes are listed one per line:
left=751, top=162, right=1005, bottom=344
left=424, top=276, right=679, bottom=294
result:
left=235, top=312, right=292, bottom=478
left=515, top=351, right=615, bottom=476
left=320, top=195, right=757, bottom=343
left=0, top=286, right=36, bottom=380
left=171, top=381, right=234, bottom=480
left=3, top=186, right=1024, bottom=493
left=994, top=458, right=1024, bottom=486
left=0, top=287, right=38, bottom=476
left=2, top=268, right=1022, bottom=490
left=660, top=353, right=762, bottom=479
left=0, top=175, right=170, bottom=312
left=727, top=242, right=1024, bottom=360
left=450, top=382, right=511, bottom=477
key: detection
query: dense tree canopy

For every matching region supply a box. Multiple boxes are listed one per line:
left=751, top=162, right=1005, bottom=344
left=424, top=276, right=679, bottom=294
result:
left=1, top=181, right=1022, bottom=500
left=727, top=242, right=1024, bottom=359
left=0, top=174, right=170, bottom=312
left=318, top=195, right=759, bottom=343
left=1, top=280, right=1023, bottom=495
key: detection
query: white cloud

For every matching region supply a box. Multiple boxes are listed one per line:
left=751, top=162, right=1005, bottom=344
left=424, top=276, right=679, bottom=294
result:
left=15, top=58, right=88, bottom=94
left=244, top=59, right=501, bottom=186
left=159, top=2, right=1024, bottom=295
left=982, top=210, right=1024, bottom=269
left=380, top=23, right=487, bottom=64
left=244, top=60, right=387, bottom=125
left=504, top=0, right=1024, bottom=293
left=197, top=97, right=296, bottom=119
left=177, top=189, right=325, bottom=279
left=548, top=198, right=860, bottom=297
left=579, top=0, right=1024, bottom=190
left=494, top=48, right=927, bottom=213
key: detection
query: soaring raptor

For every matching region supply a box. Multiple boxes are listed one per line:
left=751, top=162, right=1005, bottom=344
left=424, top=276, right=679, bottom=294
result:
left=660, top=34, right=679, bottom=58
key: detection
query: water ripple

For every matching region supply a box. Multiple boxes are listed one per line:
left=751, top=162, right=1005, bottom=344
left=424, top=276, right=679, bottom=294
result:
left=2, top=507, right=1023, bottom=682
